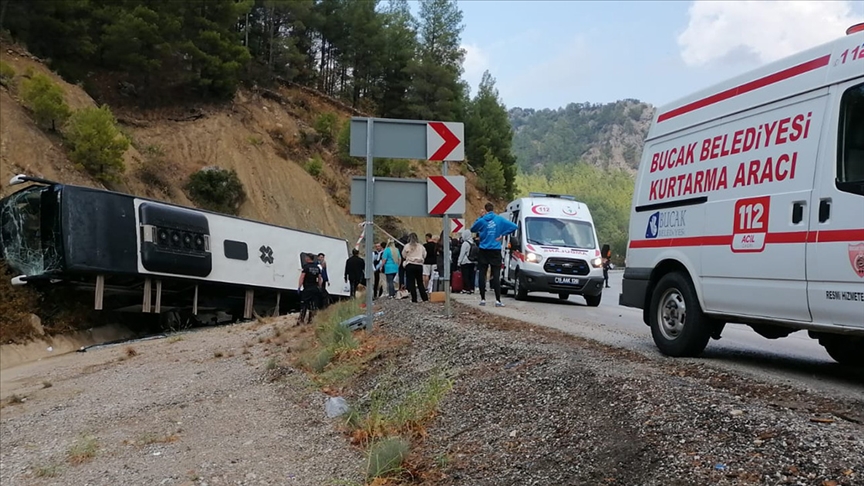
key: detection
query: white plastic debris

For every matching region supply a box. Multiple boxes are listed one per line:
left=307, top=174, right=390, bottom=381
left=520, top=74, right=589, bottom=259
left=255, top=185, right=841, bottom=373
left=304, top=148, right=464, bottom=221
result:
left=325, top=396, right=349, bottom=418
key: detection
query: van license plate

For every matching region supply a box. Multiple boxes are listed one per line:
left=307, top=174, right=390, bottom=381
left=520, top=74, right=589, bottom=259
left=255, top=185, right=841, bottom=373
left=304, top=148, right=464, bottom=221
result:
left=554, top=277, right=580, bottom=285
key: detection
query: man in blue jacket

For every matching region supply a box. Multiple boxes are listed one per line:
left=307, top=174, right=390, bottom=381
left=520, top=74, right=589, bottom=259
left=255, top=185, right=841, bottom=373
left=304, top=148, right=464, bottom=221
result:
left=470, top=202, right=518, bottom=307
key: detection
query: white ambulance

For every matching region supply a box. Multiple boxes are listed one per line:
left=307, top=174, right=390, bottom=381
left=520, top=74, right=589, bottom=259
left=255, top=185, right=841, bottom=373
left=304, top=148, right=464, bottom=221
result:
left=500, top=193, right=606, bottom=305
left=620, top=23, right=864, bottom=367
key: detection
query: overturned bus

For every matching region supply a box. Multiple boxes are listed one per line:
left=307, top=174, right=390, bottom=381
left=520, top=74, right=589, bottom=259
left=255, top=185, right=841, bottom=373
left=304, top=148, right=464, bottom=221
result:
left=0, top=175, right=350, bottom=327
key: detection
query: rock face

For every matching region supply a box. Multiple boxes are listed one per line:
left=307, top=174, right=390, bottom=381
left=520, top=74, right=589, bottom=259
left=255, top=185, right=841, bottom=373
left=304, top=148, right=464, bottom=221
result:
left=509, top=99, right=654, bottom=174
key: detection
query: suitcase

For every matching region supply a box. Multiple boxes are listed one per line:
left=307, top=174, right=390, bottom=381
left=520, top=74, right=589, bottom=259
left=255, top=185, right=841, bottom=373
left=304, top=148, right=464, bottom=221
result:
left=451, top=270, right=463, bottom=293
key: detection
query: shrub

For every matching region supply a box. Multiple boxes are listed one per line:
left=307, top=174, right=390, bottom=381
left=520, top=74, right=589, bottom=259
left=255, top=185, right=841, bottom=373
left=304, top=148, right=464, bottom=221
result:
left=313, top=112, right=339, bottom=145
left=305, top=155, right=323, bottom=177
left=0, top=61, right=15, bottom=87
left=135, top=144, right=171, bottom=194
left=366, top=437, right=410, bottom=481
left=374, top=159, right=413, bottom=178
left=185, top=167, right=247, bottom=215
left=20, top=73, right=71, bottom=131
left=64, top=105, right=130, bottom=183
left=336, top=121, right=356, bottom=165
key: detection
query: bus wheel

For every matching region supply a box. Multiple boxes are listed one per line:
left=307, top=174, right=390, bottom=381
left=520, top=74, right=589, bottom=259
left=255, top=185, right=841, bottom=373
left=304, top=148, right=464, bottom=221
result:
left=649, top=272, right=711, bottom=357
left=822, top=337, right=864, bottom=367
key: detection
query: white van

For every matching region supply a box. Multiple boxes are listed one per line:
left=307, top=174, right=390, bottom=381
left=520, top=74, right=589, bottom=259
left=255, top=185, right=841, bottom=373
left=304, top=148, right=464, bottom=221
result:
left=620, top=24, right=864, bottom=366
left=500, top=193, right=606, bottom=305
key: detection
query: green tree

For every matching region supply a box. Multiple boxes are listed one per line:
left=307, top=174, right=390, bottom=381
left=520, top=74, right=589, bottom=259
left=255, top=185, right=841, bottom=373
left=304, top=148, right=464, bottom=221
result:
left=377, top=0, right=416, bottom=118
left=244, top=0, right=315, bottom=83
left=64, top=105, right=130, bottom=183
left=465, top=70, right=517, bottom=198
left=97, top=4, right=170, bottom=88
left=20, top=73, right=71, bottom=131
left=478, top=150, right=506, bottom=199
left=405, top=0, right=467, bottom=121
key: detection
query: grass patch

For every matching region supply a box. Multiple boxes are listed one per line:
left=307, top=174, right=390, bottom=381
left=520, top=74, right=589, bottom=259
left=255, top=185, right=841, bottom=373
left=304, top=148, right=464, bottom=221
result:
left=135, top=432, right=180, bottom=446
left=34, top=463, right=60, bottom=478
left=346, top=369, right=452, bottom=447
left=125, top=346, right=138, bottom=357
left=67, top=434, right=98, bottom=465
left=366, top=436, right=410, bottom=481
left=293, top=299, right=362, bottom=374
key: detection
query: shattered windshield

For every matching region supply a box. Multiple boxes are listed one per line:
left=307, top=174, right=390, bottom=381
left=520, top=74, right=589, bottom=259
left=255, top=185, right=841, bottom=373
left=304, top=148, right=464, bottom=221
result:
left=0, top=185, right=63, bottom=276
left=525, top=217, right=596, bottom=249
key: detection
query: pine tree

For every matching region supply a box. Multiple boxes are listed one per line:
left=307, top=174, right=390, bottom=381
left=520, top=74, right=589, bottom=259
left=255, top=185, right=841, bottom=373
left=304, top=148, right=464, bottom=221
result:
left=406, top=0, right=467, bottom=121
left=377, top=0, right=417, bottom=118
left=478, top=150, right=506, bottom=199
left=466, top=70, right=517, bottom=198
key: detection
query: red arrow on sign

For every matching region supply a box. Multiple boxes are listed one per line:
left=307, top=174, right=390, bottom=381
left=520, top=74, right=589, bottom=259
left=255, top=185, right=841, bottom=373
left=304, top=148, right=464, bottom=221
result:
left=451, top=218, right=464, bottom=233
left=428, top=122, right=461, bottom=161
left=428, top=176, right=461, bottom=214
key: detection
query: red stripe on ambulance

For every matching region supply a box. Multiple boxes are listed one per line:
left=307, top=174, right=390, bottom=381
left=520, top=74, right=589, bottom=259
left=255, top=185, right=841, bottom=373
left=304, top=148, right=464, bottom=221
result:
left=657, top=55, right=832, bottom=123
left=628, top=228, right=864, bottom=249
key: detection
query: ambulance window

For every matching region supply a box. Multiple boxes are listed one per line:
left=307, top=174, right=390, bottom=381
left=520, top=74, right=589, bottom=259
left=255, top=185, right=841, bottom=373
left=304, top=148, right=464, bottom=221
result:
left=837, top=83, right=864, bottom=196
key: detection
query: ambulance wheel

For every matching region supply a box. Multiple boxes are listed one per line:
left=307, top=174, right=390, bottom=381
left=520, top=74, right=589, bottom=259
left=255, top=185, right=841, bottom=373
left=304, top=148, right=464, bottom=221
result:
left=649, top=272, right=711, bottom=357
left=821, top=337, right=864, bottom=367
left=584, top=293, right=601, bottom=307
left=514, top=273, right=528, bottom=300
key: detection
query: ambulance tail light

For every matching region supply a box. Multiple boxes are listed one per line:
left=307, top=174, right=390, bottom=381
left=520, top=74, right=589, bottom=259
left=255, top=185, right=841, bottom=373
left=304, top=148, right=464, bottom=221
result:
left=847, top=22, right=864, bottom=35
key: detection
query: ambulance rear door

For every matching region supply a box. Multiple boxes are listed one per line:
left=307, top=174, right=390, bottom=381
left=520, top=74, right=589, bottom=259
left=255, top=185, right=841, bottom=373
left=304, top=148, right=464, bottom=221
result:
left=806, top=79, right=864, bottom=329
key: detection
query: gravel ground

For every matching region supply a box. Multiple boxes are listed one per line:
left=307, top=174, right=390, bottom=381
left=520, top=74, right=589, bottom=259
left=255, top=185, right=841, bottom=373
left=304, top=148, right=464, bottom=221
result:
left=362, top=298, right=864, bottom=486
left=0, top=321, right=365, bottom=486
left=2, top=298, right=862, bottom=486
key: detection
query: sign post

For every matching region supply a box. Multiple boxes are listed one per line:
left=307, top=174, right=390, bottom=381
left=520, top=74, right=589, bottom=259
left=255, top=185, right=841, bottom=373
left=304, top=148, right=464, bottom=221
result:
left=349, top=117, right=465, bottom=327
left=363, top=119, right=374, bottom=331
left=442, top=162, right=449, bottom=316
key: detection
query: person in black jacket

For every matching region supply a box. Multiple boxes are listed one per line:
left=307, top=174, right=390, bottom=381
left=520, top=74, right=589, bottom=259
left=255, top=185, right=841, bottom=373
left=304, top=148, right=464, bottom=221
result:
left=344, top=249, right=366, bottom=298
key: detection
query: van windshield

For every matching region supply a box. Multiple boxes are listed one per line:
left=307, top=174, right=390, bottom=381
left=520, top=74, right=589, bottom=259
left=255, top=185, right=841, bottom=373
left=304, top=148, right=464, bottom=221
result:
left=525, top=217, right=595, bottom=249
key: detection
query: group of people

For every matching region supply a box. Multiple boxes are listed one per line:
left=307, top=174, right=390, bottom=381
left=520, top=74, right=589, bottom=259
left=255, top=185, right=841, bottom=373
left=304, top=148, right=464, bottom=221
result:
left=367, top=202, right=519, bottom=307
left=297, top=202, right=616, bottom=324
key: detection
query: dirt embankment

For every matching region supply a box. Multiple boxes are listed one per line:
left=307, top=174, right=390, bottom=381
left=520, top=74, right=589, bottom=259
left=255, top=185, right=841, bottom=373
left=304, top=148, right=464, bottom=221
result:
left=2, top=299, right=862, bottom=486
left=0, top=44, right=493, bottom=245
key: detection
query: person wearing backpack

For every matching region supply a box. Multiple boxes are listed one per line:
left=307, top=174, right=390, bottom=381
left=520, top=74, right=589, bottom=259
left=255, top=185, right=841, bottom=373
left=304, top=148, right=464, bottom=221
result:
left=458, top=229, right=477, bottom=294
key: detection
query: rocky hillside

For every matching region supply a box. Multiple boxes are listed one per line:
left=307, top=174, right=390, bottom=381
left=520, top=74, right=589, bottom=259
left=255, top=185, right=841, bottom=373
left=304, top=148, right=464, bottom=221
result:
left=0, top=44, right=492, bottom=245
left=509, top=99, right=654, bottom=173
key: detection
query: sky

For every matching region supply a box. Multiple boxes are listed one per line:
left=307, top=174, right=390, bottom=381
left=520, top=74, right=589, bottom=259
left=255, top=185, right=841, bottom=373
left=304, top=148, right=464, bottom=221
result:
left=416, top=0, right=864, bottom=110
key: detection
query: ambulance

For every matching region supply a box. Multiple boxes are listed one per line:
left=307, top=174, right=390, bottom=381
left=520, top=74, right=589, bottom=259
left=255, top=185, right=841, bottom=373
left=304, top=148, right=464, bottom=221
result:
left=500, top=193, right=606, bottom=305
left=620, top=23, right=864, bottom=367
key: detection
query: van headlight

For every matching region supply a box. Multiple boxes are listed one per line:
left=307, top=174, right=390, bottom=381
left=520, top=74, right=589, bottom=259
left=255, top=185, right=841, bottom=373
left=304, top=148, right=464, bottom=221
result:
left=591, top=257, right=603, bottom=268
left=526, top=252, right=542, bottom=263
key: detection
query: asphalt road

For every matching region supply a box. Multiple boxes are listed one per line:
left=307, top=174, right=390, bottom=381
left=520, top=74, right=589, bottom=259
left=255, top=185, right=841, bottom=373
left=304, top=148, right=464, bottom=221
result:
left=452, top=270, right=864, bottom=401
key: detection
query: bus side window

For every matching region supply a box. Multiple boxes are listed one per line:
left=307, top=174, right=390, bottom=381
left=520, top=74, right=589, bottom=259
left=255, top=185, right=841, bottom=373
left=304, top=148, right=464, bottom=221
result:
left=836, top=83, right=864, bottom=197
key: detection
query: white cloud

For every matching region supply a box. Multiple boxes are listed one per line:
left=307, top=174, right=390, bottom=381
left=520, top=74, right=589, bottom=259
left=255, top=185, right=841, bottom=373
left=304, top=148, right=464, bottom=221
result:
left=461, top=43, right=490, bottom=95
left=678, top=1, right=864, bottom=67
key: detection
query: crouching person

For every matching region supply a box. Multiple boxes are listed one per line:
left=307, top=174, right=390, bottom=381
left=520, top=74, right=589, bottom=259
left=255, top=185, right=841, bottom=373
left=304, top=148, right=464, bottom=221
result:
left=297, top=253, right=323, bottom=325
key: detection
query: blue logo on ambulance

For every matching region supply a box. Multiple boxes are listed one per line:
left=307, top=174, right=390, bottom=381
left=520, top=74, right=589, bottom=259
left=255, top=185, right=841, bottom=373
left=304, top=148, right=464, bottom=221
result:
left=646, top=212, right=660, bottom=239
